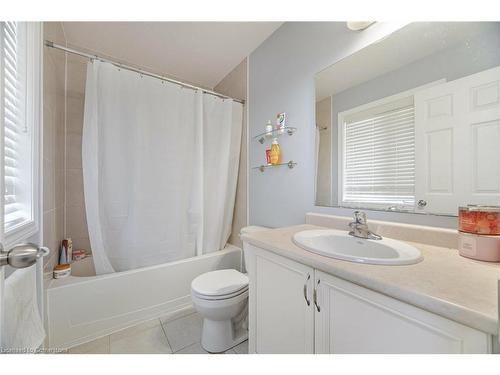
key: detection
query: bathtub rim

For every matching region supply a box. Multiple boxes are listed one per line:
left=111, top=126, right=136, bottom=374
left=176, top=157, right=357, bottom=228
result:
left=47, top=244, right=242, bottom=290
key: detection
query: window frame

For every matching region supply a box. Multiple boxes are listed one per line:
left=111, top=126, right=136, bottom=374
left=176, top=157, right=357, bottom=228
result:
left=336, top=80, right=445, bottom=212
left=0, top=22, right=42, bottom=249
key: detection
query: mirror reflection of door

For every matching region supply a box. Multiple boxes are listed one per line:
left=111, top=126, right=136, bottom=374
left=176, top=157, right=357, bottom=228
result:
left=315, top=97, right=332, bottom=206
left=315, top=22, right=500, bottom=216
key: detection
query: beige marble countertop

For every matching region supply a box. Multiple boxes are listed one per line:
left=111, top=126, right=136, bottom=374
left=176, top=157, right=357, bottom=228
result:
left=241, top=224, right=500, bottom=335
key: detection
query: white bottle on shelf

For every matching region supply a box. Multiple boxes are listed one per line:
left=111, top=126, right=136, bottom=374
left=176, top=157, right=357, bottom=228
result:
left=265, top=120, right=273, bottom=136
left=276, top=112, right=286, bottom=134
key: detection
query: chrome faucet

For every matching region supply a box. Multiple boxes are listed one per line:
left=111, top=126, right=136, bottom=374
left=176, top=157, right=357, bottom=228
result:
left=348, top=211, right=382, bottom=240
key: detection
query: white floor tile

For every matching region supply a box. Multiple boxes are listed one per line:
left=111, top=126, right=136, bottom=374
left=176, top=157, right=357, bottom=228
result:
left=67, top=314, right=246, bottom=355
left=68, top=336, right=110, bottom=354
left=110, top=325, right=172, bottom=354
left=233, top=340, right=249, bottom=354
left=176, top=342, right=237, bottom=354
left=111, top=318, right=162, bottom=341
left=175, top=342, right=208, bottom=354
left=162, top=313, right=203, bottom=352
left=159, top=306, right=196, bottom=325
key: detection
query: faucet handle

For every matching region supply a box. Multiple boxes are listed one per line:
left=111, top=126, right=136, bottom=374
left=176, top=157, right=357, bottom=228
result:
left=353, top=211, right=367, bottom=225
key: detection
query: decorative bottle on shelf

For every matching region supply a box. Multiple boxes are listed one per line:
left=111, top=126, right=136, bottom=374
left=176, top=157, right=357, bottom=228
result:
left=265, top=120, right=273, bottom=135
left=276, top=112, right=286, bottom=134
left=266, top=149, right=272, bottom=165
left=270, top=138, right=282, bottom=165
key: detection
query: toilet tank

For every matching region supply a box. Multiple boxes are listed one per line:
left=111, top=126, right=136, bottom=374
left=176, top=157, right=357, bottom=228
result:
left=240, top=226, right=269, bottom=273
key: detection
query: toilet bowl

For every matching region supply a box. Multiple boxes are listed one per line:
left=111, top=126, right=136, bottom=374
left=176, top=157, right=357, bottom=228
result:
left=191, top=225, right=268, bottom=353
left=191, top=269, right=249, bottom=353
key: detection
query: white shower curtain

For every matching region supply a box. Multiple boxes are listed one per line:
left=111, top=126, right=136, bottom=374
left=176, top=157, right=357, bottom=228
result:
left=82, top=61, right=242, bottom=274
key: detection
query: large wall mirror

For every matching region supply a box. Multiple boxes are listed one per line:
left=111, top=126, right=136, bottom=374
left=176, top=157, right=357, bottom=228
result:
left=315, top=22, right=500, bottom=216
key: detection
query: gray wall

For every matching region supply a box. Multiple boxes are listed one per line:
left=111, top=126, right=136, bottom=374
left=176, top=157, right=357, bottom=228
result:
left=327, top=26, right=500, bottom=206
left=248, top=22, right=462, bottom=229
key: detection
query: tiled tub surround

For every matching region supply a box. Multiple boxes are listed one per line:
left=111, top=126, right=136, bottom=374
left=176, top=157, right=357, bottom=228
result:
left=42, top=23, right=94, bottom=268
left=242, top=214, right=500, bottom=336
left=64, top=53, right=92, bottom=253
left=42, top=22, right=66, bottom=272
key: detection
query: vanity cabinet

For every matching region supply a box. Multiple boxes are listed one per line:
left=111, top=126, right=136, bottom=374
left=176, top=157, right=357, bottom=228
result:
left=314, top=271, right=490, bottom=353
left=248, top=246, right=314, bottom=353
left=245, top=244, right=492, bottom=354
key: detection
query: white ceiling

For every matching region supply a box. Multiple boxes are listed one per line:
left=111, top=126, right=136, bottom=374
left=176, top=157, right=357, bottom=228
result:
left=61, top=22, right=282, bottom=89
left=315, top=22, right=500, bottom=101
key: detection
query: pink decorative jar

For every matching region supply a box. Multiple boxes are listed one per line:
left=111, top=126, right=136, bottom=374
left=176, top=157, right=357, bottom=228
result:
left=458, top=205, right=500, bottom=235
left=458, top=232, right=500, bottom=262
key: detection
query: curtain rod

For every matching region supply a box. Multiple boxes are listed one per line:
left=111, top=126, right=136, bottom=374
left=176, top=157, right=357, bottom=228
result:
left=44, top=40, right=245, bottom=104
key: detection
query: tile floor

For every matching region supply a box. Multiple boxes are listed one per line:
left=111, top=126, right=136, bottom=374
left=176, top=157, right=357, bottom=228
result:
left=67, top=312, right=248, bottom=354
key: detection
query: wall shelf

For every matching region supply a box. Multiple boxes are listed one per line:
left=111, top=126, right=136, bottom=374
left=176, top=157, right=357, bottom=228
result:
left=253, top=127, right=297, bottom=144
left=253, top=160, right=297, bottom=172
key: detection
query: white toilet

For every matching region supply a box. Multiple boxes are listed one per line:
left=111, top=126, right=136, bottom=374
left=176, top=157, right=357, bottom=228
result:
left=191, top=226, right=267, bottom=353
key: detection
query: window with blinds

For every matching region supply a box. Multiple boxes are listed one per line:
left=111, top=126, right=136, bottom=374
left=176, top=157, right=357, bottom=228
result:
left=1, top=21, right=34, bottom=234
left=341, top=104, right=416, bottom=210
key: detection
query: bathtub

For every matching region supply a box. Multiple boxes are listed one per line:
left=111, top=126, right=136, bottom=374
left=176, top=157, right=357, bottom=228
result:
left=46, top=245, right=242, bottom=349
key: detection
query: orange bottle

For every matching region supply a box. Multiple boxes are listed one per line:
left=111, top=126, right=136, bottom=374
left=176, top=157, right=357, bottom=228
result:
left=270, top=138, right=282, bottom=165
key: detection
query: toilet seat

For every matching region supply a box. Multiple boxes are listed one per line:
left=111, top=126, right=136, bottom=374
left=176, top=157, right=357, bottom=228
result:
left=191, top=269, right=248, bottom=301
left=192, top=286, right=248, bottom=301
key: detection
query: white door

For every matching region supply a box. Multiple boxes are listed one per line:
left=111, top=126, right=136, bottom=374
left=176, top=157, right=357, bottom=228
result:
left=415, top=66, right=500, bottom=215
left=0, top=165, right=4, bottom=348
left=247, top=245, right=314, bottom=353
left=314, top=271, right=490, bottom=354
left=0, top=21, right=44, bottom=350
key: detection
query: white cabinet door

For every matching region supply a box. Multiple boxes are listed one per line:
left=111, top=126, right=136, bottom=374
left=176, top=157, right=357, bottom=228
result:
left=246, top=245, right=314, bottom=353
left=415, top=66, right=500, bottom=215
left=314, top=271, right=490, bottom=354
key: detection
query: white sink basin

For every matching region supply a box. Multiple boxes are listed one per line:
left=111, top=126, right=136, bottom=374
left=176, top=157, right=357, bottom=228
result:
left=292, top=229, right=423, bottom=265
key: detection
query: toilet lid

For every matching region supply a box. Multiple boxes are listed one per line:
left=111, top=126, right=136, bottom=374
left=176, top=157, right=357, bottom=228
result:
left=191, top=269, right=249, bottom=297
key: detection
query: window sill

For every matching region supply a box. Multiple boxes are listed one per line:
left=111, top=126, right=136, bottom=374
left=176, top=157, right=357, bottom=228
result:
left=340, top=203, right=416, bottom=213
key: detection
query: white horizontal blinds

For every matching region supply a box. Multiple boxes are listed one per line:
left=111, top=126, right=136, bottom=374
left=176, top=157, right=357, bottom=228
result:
left=2, top=22, right=30, bottom=231
left=342, top=105, right=416, bottom=209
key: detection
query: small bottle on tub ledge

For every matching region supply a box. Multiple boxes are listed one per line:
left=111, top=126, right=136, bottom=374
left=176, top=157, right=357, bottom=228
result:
left=53, top=264, right=71, bottom=279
